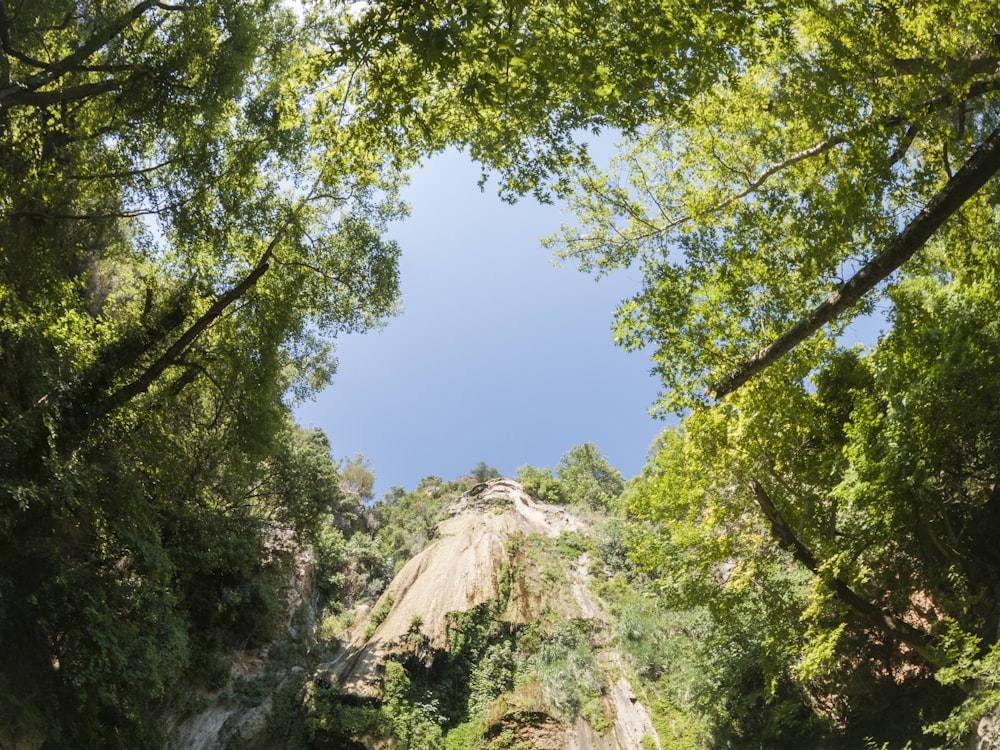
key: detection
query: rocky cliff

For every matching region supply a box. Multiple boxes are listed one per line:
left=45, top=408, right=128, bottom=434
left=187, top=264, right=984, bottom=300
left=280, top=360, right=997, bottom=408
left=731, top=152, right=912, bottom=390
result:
left=155, top=479, right=665, bottom=749
left=313, top=478, right=662, bottom=750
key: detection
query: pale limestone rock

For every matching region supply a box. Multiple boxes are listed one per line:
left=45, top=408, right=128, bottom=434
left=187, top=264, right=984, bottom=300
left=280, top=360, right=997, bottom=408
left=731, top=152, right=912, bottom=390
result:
left=320, top=478, right=661, bottom=749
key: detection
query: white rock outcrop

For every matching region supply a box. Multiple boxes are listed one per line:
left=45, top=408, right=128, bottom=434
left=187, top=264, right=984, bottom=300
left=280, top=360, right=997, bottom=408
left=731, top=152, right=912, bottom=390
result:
left=319, top=478, right=661, bottom=749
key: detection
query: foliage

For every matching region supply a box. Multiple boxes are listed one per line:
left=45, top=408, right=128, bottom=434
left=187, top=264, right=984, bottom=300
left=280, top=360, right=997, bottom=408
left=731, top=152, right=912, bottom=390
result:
left=381, top=660, right=446, bottom=750
left=602, top=565, right=817, bottom=748
left=443, top=717, right=489, bottom=750
left=0, top=0, right=412, bottom=743
left=622, top=272, right=1000, bottom=743
left=925, top=623, right=1000, bottom=745
left=312, top=524, right=348, bottom=600
left=340, top=531, right=395, bottom=606
left=521, top=620, right=607, bottom=725
left=536, top=1, right=1000, bottom=413
left=443, top=604, right=520, bottom=721
left=515, top=465, right=567, bottom=505
left=470, top=461, right=503, bottom=483
left=364, top=596, right=395, bottom=641
left=557, top=442, right=626, bottom=510
left=337, top=0, right=777, bottom=201
left=339, top=453, right=377, bottom=505
left=372, top=474, right=479, bottom=577
left=302, top=677, right=382, bottom=743
left=6, top=0, right=1000, bottom=746
left=517, top=443, right=624, bottom=510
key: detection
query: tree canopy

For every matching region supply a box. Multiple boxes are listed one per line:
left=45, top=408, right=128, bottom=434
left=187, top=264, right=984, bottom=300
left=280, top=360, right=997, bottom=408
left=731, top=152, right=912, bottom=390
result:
left=0, top=1, right=409, bottom=744
left=341, top=0, right=1000, bottom=408
left=3, top=0, right=1000, bottom=745
left=337, top=0, right=1000, bottom=742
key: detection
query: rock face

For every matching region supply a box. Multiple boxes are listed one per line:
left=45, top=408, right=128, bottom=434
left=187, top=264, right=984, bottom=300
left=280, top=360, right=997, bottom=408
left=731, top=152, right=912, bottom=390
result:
left=161, top=529, right=315, bottom=750
left=318, top=478, right=661, bottom=750
left=321, top=479, right=585, bottom=698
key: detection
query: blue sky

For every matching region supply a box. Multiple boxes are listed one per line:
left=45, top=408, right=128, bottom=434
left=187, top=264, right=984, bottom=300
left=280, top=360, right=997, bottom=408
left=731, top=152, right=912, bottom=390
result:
left=294, top=149, right=667, bottom=497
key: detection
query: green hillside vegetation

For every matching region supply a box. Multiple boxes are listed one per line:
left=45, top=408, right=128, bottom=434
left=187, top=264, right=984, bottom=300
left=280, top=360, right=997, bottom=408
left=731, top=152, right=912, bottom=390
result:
left=301, top=466, right=657, bottom=750
left=3, top=0, right=1000, bottom=747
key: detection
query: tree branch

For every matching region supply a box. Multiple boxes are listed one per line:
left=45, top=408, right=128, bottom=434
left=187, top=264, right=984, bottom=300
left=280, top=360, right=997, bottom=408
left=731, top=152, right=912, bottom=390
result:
left=656, top=73, right=1000, bottom=235
left=890, top=54, right=999, bottom=78
left=0, top=0, right=166, bottom=109
left=31, top=0, right=159, bottom=77
left=711, top=119, right=1000, bottom=399
left=41, top=216, right=294, bottom=462
left=67, top=157, right=178, bottom=182
left=0, top=78, right=121, bottom=107
left=97, top=229, right=287, bottom=419
left=749, top=477, right=941, bottom=666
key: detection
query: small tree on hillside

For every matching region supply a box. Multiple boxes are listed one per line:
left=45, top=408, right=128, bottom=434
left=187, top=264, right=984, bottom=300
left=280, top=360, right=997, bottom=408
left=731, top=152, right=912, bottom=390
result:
left=557, top=444, right=625, bottom=510
left=339, top=453, right=376, bottom=504
left=469, top=461, right=502, bottom=483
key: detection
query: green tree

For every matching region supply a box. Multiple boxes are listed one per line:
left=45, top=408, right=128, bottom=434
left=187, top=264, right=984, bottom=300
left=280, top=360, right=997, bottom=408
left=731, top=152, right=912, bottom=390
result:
left=625, top=273, right=1000, bottom=742
left=0, top=1, right=412, bottom=744
left=469, top=461, right=502, bottom=483
left=270, top=426, right=360, bottom=542
left=335, top=0, right=778, bottom=200
left=381, top=660, right=444, bottom=750
left=515, top=464, right=567, bottom=505
left=340, top=452, right=377, bottom=505
left=541, top=0, right=1000, bottom=412
left=556, top=443, right=625, bottom=510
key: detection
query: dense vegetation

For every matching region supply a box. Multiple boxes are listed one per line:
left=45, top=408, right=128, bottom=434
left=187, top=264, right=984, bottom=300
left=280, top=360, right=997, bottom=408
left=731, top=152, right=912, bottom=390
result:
left=302, top=456, right=636, bottom=750
left=0, top=1, right=404, bottom=745
left=3, top=0, right=1000, bottom=747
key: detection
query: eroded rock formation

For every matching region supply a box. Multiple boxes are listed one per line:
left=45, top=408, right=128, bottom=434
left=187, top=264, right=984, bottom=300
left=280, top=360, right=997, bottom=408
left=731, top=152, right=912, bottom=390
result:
left=317, top=478, right=661, bottom=750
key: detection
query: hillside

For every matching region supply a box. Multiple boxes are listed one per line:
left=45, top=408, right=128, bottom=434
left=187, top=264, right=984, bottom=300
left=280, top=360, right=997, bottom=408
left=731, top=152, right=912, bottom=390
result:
left=308, top=478, right=661, bottom=749
left=155, top=476, right=671, bottom=750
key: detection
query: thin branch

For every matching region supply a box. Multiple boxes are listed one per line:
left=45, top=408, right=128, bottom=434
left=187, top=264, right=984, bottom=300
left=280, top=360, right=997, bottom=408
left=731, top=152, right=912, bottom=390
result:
left=711, top=119, right=1000, bottom=398
left=273, top=255, right=359, bottom=297
left=749, top=477, right=941, bottom=666
left=10, top=204, right=171, bottom=220
left=887, top=123, right=919, bottom=167
left=671, top=135, right=848, bottom=232
left=656, top=73, right=1000, bottom=234
left=67, top=158, right=178, bottom=182
left=30, top=0, right=159, bottom=78
left=0, top=0, right=169, bottom=109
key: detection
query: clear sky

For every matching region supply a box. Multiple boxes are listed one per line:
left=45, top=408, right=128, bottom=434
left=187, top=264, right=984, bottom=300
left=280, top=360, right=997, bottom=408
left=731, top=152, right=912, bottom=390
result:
left=294, top=149, right=668, bottom=498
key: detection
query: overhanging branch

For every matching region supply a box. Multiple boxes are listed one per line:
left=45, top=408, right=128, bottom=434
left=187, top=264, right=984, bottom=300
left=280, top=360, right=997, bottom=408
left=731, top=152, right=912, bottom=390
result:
left=0, top=0, right=168, bottom=109
left=48, top=217, right=295, bottom=460
left=711, top=120, right=1000, bottom=399
left=99, top=228, right=287, bottom=417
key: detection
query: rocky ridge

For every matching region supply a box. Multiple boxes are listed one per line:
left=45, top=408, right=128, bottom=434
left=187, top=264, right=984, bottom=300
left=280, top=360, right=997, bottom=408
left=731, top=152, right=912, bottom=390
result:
left=318, top=478, right=662, bottom=750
